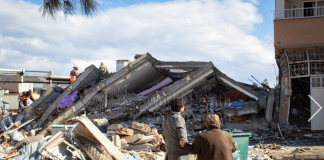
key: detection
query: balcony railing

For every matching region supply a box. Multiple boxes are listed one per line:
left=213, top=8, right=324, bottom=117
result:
left=274, top=6, right=324, bottom=19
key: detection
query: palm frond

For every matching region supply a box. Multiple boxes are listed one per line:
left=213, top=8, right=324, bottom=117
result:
left=63, top=0, right=77, bottom=18
left=38, top=0, right=99, bottom=19
left=39, top=0, right=62, bottom=19
left=80, top=0, right=99, bottom=17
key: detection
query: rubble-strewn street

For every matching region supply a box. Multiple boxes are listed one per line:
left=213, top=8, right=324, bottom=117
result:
left=0, top=53, right=323, bottom=160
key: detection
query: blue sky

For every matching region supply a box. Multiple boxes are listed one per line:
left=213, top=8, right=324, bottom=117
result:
left=22, top=0, right=275, bottom=41
left=252, top=0, right=275, bottom=42
left=1, top=0, right=277, bottom=87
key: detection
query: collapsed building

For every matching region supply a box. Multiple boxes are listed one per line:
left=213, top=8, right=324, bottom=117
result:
left=33, top=53, right=269, bottom=133
left=0, top=53, right=272, bottom=159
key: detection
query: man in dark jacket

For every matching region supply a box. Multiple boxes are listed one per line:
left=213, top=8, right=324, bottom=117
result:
left=162, top=97, right=194, bottom=160
left=182, top=114, right=237, bottom=160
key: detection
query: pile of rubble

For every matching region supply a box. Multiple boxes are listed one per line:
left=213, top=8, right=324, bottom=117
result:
left=0, top=53, right=272, bottom=159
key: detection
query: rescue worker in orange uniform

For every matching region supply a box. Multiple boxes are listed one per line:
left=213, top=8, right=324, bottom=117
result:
left=18, top=89, right=34, bottom=110
left=18, top=93, right=28, bottom=110
left=70, top=66, right=79, bottom=84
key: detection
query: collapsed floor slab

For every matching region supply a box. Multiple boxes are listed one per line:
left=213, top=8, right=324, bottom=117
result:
left=216, top=72, right=261, bottom=101
left=134, top=62, right=217, bottom=119
left=154, top=61, right=208, bottom=70
left=223, top=103, right=259, bottom=117
left=37, top=54, right=164, bottom=135
left=28, top=85, right=63, bottom=113
left=36, top=65, right=102, bottom=127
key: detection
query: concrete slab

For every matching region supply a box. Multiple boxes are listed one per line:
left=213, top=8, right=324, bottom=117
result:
left=37, top=65, right=101, bottom=126
left=135, top=62, right=217, bottom=119
left=223, top=105, right=259, bottom=117
left=75, top=115, right=127, bottom=160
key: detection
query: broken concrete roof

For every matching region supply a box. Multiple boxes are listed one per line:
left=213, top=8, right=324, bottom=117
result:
left=36, top=65, right=102, bottom=126
left=154, top=61, right=208, bottom=70
left=216, top=72, right=260, bottom=101
left=33, top=53, right=264, bottom=136
left=102, top=53, right=260, bottom=100
left=135, top=62, right=217, bottom=119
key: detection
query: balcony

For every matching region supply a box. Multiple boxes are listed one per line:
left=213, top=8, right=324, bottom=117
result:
left=274, top=1, right=324, bottom=49
left=274, top=15, right=324, bottom=49
left=274, top=6, right=324, bottom=19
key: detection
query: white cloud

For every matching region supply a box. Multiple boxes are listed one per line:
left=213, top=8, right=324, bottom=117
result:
left=0, top=0, right=276, bottom=86
left=247, top=0, right=259, bottom=5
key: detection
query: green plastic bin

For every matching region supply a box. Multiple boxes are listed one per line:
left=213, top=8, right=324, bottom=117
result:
left=223, top=129, right=251, bottom=160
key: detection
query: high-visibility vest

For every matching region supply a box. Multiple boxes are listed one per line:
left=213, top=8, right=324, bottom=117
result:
left=70, top=70, right=76, bottom=76
left=70, top=69, right=79, bottom=77
left=21, top=95, right=27, bottom=101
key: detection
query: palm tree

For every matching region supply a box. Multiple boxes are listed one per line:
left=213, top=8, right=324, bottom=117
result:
left=39, top=0, right=99, bottom=19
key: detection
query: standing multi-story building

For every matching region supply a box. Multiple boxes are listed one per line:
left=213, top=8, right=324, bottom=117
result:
left=274, top=0, right=324, bottom=130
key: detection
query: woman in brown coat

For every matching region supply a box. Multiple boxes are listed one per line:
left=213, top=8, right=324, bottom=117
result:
left=182, top=114, right=237, bottom=160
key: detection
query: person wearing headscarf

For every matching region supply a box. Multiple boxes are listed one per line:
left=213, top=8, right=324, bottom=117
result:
left=182, top=114, right=237, bottom=160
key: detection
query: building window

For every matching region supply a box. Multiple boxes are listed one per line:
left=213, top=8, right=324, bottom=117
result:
left=304, top=1, right=315, bottom=17
left=290, top=62, right=308, bottom=76
left=310, top=62, right=324, bottom=75
left=309, top=49, right=324, bottom=60
left=287, top=50, right=307, bottom=63
left=318, top=1, right=324, bottom=16
left=312, top=78, right=321, bottom=87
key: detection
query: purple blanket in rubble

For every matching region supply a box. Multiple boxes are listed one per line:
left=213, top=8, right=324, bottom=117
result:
left=57, top=91, right=78, bottom=109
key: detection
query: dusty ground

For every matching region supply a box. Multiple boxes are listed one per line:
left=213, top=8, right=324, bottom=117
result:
left=249, top=145, right=324, bottom=160
left=248, top=131, right=324, bottom=159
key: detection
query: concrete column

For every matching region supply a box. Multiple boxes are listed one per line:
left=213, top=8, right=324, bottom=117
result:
left=265, top=89, right=275, bottom=122
left=277, top=51, right=291, bottom=125
left=279, top=74, right=291, bottom=125
left=273, top=85, right=281, bottom=121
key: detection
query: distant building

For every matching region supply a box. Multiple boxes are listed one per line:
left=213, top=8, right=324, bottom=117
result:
left=0, top=83, right=38, bottom=110
left=116, top=59, right=131, bottom=72
left=274, top=0, right=324, bottom=130
left=0, top=83, right=33, bottom=93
